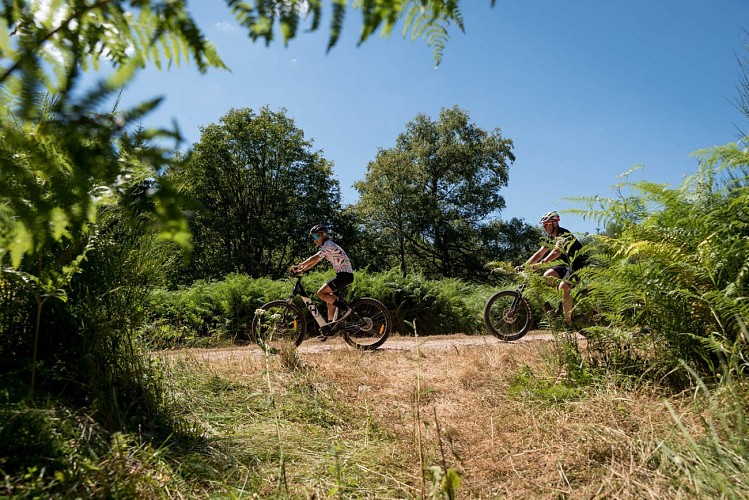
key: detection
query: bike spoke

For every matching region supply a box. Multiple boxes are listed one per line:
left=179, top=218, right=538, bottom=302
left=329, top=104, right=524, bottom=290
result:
left=484, top=291, right=532, bottom=341
left=252, top=301, right=305, bottom=353
left=343, top=298, right=391, bottom=350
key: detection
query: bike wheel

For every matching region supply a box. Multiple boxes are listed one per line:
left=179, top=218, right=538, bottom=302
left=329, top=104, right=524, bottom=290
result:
left=251, top=300, right=306, bottom=353
left=341, top=298, right=392, bottom=350
left=483, top=290, right=533, bottom=341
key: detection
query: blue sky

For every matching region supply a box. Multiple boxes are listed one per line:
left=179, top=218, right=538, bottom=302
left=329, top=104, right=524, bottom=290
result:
left=120, top=0, right=749, bottom=234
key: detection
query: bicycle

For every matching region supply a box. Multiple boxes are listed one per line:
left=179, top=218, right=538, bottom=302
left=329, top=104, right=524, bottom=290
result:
left=483, top=270, right=604, bottom=341
left=251, top=273, right=392, bottom=352
left=483, top=277, right=534, bottom=342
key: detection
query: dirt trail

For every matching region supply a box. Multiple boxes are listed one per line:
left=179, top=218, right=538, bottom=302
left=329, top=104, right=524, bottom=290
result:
left=161, top=330, right=576, bottom=361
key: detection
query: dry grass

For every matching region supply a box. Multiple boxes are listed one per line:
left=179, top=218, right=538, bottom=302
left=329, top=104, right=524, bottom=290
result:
left=162, top=335, right=703, bottom=498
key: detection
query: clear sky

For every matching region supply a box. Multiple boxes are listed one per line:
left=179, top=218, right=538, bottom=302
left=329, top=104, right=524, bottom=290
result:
left=119, top=0, right=749, bottom=234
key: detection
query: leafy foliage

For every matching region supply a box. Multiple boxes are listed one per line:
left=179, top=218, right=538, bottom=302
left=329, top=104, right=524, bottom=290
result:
left=140, top=273, right=287, bottom=347
left=349, top=268, right=491, bottom=334
left=353, top=106, right=516, bottom=279
left=167, top=106, right=343, bottom=281
left=140, top=269, right=494, bottom=346
left=571, top=143, right=749, bottom=382
left=227, top=0, right=481, bottom=66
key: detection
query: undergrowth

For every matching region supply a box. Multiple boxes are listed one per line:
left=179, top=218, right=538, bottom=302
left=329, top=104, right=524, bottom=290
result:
left=139, top=269, right=499, bottom=347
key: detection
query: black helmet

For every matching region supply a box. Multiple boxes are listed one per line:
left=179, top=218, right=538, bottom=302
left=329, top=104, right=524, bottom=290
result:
left=539, top=211, right=560, bottom=224
left=309, top=224, right=328, bottom=235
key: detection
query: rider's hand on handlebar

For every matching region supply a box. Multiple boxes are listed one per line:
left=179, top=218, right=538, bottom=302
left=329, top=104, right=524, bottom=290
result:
left=290, top=265, right=302, bottom=276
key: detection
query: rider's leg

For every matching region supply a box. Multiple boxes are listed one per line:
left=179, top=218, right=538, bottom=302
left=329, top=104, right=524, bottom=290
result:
left=545, top=267, right=574, bottom=324
left=318, top=272, right=354, bottom=322
left=316, top=284, right=338, bottom=321
left=542, top=268, right=568, bottom=320
left=543, top=268, right=561, bottom=284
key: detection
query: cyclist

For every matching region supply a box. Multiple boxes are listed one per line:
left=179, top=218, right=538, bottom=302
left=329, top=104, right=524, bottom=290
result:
left=516, top=211, right=587, bottom=324
left=291, top=224, right=354, bottom=324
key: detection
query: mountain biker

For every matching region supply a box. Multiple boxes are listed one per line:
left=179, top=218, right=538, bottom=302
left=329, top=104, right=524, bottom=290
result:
left=291, top=224, right=354, bottom=324
left=516, top=211, right=587, bottom=324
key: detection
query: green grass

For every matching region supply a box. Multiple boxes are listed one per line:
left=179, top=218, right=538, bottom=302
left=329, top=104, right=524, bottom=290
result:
left=155, top=353, right=416, bottom=498
left=4, top=339, right=749, bottom=498
left=0, top=353, right=412, bottom=498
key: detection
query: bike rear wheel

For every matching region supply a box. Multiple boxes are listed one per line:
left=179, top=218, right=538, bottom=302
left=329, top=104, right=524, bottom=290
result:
left=484, top=290, right=533, bottom=341
left=252, top=300, right=306, bottom=353
left=341, top=298, right=391, bottom=350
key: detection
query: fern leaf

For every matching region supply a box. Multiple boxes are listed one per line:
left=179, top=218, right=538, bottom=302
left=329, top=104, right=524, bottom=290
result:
left=328, top=0, right=347, bottom=51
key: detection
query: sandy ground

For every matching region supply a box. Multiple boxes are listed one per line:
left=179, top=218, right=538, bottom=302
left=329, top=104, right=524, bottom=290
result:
left=159, top=330, right=578, bottom=361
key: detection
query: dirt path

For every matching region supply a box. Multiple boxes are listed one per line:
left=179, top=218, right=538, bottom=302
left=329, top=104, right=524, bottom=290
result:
left=301, top=329, right=563, bottom=353
left=160, top=330, right=577, bottom=361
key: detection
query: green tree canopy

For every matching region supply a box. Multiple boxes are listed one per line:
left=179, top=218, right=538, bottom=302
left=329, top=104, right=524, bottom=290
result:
left=481, top=217, right=543, bottom=265
left=0, top=0, right=484, bottom=273
left=169, top=106, right=342, bottom=280
left=354, top=105, right=515, bottom=278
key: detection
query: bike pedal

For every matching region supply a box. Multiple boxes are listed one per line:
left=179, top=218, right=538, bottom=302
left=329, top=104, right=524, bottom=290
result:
left=543, top=301, right=561, bottom=317
left=317, top=325, right=336, bottom=341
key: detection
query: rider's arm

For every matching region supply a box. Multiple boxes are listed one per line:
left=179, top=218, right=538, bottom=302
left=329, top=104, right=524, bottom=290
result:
left=539, top=248, right=562, bottom=265
left=534, top=234, right=570, bottom=267
left=293, top=253, right=323, bottom=273
left=518, top=245, right=563, bottom=271
left=524, top=246, right=549, bottom=266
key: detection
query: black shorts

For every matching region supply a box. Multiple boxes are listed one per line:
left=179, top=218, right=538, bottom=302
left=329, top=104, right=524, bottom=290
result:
left=326, top=272, right=354, bottom=294
left=549, top=264, right=573, bottom=281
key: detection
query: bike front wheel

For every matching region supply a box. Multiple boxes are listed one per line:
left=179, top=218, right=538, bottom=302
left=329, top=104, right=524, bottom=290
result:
left=251, top=300, right=306, bottom=353
left=484, top=290, right=533, bottom=341
left=341, top=298, right=392, bottom=350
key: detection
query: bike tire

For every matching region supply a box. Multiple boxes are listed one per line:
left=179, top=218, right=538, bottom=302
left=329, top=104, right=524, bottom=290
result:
left=251, top=300, right=306, bottom=353
left=483, top=290, right=533, bottom=341
left=341, top=298, right=392, bottom=350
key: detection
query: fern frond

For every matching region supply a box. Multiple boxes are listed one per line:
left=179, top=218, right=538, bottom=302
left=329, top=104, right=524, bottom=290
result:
left=328, top=0, right=346, bottom=52
left=398, top=0, right=461, bottom=67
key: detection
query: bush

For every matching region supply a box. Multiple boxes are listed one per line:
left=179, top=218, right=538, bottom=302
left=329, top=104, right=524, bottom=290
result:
left=0, top=400, right=201, bottom=498
left=140, top=268, right=498, bottom=346
left=573, top=145, right=749, bottom=384
left=349, top=268, right=492, bottom=335
left=141, top=274, right=289, bottom=347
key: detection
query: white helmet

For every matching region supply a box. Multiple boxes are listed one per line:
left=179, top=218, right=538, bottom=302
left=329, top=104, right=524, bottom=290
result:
left=539, top=211, right=560, bottom=224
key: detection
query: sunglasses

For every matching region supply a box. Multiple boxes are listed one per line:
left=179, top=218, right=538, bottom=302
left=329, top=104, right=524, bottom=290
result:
left=311, top=234, right=322, bottom=240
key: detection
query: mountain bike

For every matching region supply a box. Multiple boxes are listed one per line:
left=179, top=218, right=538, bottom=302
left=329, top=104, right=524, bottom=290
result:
left=483, top=270, right=604, bottom=341
left=251, top=273, right=392, bottom=352
left=483, top=279, right=534, bottom=342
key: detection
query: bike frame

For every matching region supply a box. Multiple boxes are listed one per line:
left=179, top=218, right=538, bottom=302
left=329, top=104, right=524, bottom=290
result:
left=290, top=275, right=339, bottom=328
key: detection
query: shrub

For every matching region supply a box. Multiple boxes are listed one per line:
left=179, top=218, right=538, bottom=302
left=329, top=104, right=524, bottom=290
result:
left=348, top=268, right=489, bottom=335
left=140, top=274, right=287, bottom=347
left=572, top=144, right=749, bottom=383
left=140, top=268, right=497, bottom=345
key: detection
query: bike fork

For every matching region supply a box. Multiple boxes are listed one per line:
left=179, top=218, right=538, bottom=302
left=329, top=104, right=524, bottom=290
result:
left=511, top=283, right=526, bottom=310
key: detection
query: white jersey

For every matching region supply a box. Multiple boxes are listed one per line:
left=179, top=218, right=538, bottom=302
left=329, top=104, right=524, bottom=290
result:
left=315, top=240, right=353, bottom=274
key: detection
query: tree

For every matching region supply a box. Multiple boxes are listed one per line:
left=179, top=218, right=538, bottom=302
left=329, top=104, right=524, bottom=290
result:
left=0, top=0, right=489, bottom=275
left=170, top=107, right=342, bottom=279
left=352, top=149, right=420, bottom=276
left=354, top=106, right=515, bottom=278
left=480, top=217, right=542, bottom=265
left=0, top=0, right=493, bottom=421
